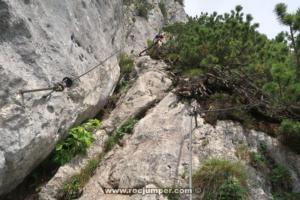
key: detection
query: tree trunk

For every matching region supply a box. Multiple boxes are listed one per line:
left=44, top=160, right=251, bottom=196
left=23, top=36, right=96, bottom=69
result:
left=290, top=27, right=300, bottom=79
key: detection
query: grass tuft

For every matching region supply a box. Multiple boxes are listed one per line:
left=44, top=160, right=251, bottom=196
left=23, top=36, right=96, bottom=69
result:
left=193, top=159, right=248, bottom=200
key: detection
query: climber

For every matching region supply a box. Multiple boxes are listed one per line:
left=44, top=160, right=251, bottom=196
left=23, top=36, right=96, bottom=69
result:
left=138, top=32, right=165, bottom=56
left=153, top=32, right=165, bottom=48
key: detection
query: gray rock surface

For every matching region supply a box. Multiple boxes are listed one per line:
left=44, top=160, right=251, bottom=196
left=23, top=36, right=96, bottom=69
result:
left=101, top=56, right=172, bottom=132
left=0, top=0, right=123, bottom=195
left=39, top=56, right=172, bottom=200
left=78, top=93, right=300, bottom=200
left=123, top=0, right=187, bottom=54
left=0, top=0, right=186, bottom=195
left=3, top=1, right=298, bottom=199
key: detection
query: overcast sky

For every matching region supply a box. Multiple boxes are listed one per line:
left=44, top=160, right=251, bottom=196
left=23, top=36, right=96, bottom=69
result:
left=184, top=0, right=300, bottom=39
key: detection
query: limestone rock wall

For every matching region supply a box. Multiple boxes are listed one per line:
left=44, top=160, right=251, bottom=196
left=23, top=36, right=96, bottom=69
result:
left=0, top=0, right=123, bottom=195
left=0, top=0, right=187, bottom=195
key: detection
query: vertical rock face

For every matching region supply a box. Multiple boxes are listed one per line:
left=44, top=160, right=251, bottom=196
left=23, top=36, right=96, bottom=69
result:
left=124, top=0, right=187, bottom=54
left=0, top=0, right=123, bottom=195
left=0, top=0, right=187, bottom=195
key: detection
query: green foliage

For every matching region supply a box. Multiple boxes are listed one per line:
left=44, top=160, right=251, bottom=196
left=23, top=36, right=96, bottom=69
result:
left=271, top=165, right=293, bottom=193
left=263, top=63, right=300, bottom=105
left=162, top=6, right=281, bottom=72
left=61, top=154, right=103, bottom=200
left=83, top=119, right=101, bottom=132
left=119, top=53, right=134, bottom=75
left=164, top=189, right=181, bottom=200
left=159, top=5, right=300, bottom=113
left=135, top=0, right=153, bottom=20
left=104, top=118, right=138, bottom=153
left=115, top=118, right=138, bottom=138
left=218, top=177, right=247, bottom=200
left=272, top=192, right=300, bottom=200
left=159, top=1, right=167, bottom=19
left=62, top=176, right=81, bottom=200
left=182, top=68, right=203, bottom=78
left=274, top=3, right=300, bottom=78
left=249, top=152, right=266, bottom=170
left=104, top=135, right=117, bottom=153
left=279, top=119, right=300, bottom=153
left=193, top=159, right=248, bottom=200
left=54, top=119, right=101, bottom=165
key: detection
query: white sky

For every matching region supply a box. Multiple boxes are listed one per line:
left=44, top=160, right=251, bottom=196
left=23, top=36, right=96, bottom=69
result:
left=184, top=0, right=300, bottom=39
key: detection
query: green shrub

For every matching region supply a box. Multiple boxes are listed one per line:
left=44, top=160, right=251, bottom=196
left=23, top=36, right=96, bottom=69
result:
left=193, top=159, right=248, bottom=200
left=182, top=68, right=203, bottom=78
left=272, top=192, right=300, bottom=200
left=279, top=119, right=300, bottom=153
left=119, top=53, right=134, bottom=75
left=83, top=119, right=101, bottom=132
left=104, top=118, right=138, bottom=153
left=218, top=177, right=247, bottom=200
left=61, top=154, right=103, bottom=200
left=164, top=189, right=181, bottom=200
left=159, top=1, right=167, bottom=19
left=61, top=176, right=81, bottom=199
left=271, top=165, right=293, bottom=193
left=115, top=118, right=138, bottom=137
left=249, top=152, right=266, bottom=170
left=160, top=7, right=300, bottom=115
left=104, top=135, right=117, bottom=153
left=54, top=119, right=101, bottom=165
left=136, top=1, right=153, bottom=20
left=59, top=119, right=138, bottom=199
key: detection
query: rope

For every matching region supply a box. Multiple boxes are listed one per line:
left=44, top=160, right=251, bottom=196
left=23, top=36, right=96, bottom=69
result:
left=19, top=48, right=124, bottom=97
left=72, top=48, right=123, bottom=81
left=19, top=0, right=127, bottom=101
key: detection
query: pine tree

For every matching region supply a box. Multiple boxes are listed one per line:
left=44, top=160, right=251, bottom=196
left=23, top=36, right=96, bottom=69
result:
left=275, top=3, right=300, bottom=79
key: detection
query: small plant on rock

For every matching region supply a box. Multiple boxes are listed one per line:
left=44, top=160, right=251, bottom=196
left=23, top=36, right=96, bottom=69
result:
left=119, top=53, right=134, bottom=75
left=61, top=155, right=103, bottom=200
left=249, top=152, right=266, bottom=170
left=193, top=159, right=248, bottom=200
left=218, top=176, right=247, bottom=200
left=159, top=1, right=167, bottom=19
left=271, top=165, right=293, bottom=193
left=104, top=118, right=138, bottom=153
left=135, top=0, right=153, bottom=20
left=53, top=119, right=101, bottom=165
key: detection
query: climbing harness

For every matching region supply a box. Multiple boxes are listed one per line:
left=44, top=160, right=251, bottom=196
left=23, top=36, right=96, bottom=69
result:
left=19, top=48, right=124, bottom=101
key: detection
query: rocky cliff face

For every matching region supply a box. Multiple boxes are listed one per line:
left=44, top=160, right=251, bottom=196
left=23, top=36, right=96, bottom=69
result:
left=39, top=56, right=300, bottom=200
left=3, top=1, right=300, bottom=200
left=0, top=0, right=186, bottom=196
